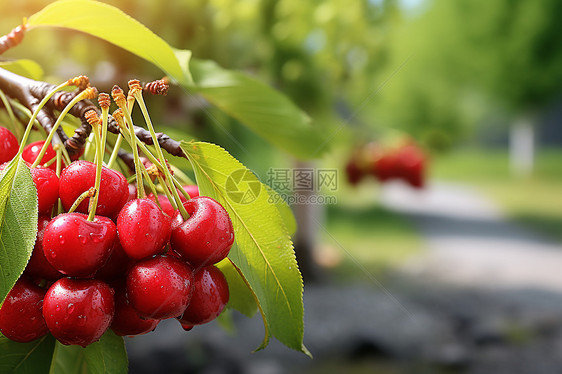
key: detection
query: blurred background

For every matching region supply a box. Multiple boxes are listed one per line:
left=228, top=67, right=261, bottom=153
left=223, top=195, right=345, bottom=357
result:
left=2, top=0, right=562, bottom=373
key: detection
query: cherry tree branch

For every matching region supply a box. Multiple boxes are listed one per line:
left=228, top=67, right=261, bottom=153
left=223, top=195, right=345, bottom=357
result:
left=0, top=67, right=185, bottom=160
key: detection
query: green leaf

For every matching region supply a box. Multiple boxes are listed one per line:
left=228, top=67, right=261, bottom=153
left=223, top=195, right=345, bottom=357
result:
left=265, top=186, right=297, bottom=237
left=0, top=60, right=44, bottom=80
left=27, top=0, right=190, bottom=85
left=216, top=257, right=258, bottom=318
left=49, top=331, right=127, bottom=374
left=49, top=343, right=86, bottom=374
left=0, top=335, right=56, bottom=374
left=180, top=141, right=308, bottom=355
left=83, top=331, right=128, bottom=374
left=188, top=59, right=325, bottom=160
left=0, top=158, right=38, bottom=305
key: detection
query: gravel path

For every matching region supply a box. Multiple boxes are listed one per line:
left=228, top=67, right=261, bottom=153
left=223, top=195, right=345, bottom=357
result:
left=380, top=181, right=562, bottom=292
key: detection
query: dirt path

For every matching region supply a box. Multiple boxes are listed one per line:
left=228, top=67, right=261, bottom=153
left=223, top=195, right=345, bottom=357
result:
left=380, top=181, right=562, bottom=292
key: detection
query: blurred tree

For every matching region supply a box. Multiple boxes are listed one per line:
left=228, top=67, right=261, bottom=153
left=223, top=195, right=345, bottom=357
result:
left=376, top=0, right=562, bottom=170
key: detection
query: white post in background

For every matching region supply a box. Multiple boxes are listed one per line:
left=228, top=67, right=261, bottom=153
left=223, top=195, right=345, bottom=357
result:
left=509, top=116, right=535, bottom=177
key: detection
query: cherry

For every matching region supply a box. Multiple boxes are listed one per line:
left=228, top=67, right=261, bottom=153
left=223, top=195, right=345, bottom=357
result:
left=395, top=144, right=426, bottom=189
left=117, top=198, right=172, bottom=260
left=0, top=277, right=48, bottom=342
left=148, top=194, right=177, bottom=217
left=30, top=166, right=60, bottom=215
left=170, top=196, right=234, bottom=267
left=127, top=183, right=137, bottom=202
left=0, top=126, right=19, bottom=164
left=94, top=240, right=135, bottom=281
left=345, top=159, right=364, bottom=185
left=183, top=185, right=199, bottom=199
left=24, top=216, right=63, bottom=281
left=177, top=265, right=229, bottom=327
left=373, top=152, right=398, bottom=182
left=110, top=282, right=159, bottom=336
left=126, top=255, right=194, bottom=320
left=43, top=278, right=114, bottom=347
left=22, top=140, right=60, bottom=172
left=42, top=213, right=116, bottom=278
left=59, top=160, right=128, bottom=218
left=0, top=162, right=60, bottom=216
left=148, top=185, right=198, bottom=218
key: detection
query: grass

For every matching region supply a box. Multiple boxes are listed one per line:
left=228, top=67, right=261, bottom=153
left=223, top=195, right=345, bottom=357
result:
left=431, top=148, right=562, bottom=241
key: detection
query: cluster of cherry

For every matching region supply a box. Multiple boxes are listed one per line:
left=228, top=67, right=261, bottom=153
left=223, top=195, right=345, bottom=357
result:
left=0, top=126, right=233, bottom=347
left=345, top=140, right=427, bottom=189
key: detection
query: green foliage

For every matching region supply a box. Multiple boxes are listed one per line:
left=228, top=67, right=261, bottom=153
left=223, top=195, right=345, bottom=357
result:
left=376, top=0, right=562, bottom=146
left=0, top=335, right=56, bottom=374
left=0, top=158, right=38, bottom=305
left=216, top=258, right=258, bottom=318
left=180, top=141, right=308, bottom=354
left=49, top=331, right=127, bottom=374
left=27, top=0, right=190, bottom=85
left=0, top=60, right=44, bottom=80
left=188, top=58, right=326, bottom=159
left=26, top=0, right=322, bottom=160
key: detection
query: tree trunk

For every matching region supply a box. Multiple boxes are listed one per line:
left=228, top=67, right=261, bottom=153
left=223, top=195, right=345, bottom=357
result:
left=509, top=115, right=535, bottom=177
left=293, top=160, right=322, bottom=283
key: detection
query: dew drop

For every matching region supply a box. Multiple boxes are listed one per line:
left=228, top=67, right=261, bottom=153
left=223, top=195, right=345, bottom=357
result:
left=77, top=315, right=87, bottom=326
left=90, top=232, right=104, bottom=243
left=67, top=303, right=75, bottom=314
left=58, top=235, right=65, bottom=245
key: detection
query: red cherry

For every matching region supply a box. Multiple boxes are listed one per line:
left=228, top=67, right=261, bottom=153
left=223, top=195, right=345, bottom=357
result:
left=110, top=283, right=159, bottom=336
left=147, top=194, right=180, bottom=218
left=117, top=199, right=172, bottom=260
left=30, top=166, right=59, bottom=215
left=177, top=265, right=229, bottom=326
left=59, top=160, right=128, bottom=218
left=94, top=240, right=135, bottom=281
left=183, top=185, right=199, bottom=199
left=0, top=126, right=19, bottom=164
left=345, top=159, right=364, bottom=185
left=126, top=256, right=194, bottom=320
left=127, top=183, right=137, bottom=202
left=24, top=216, right=63, bottom=281
left=42, top=213, right=116, bottom=278
left=147, top=185, right=198, bottom=218
left=373, top=152, right=399, bottom=182
left=170, top=197, right=234, bottom=267
left=0, top=162, right=59, bottom=216
left=22, top=140, right=61, bottom=172
left=0, top=277, right=48, bottom=342
left=395, top=144, right=426, bottom=189
left=42, top=278, right=114, bottom=347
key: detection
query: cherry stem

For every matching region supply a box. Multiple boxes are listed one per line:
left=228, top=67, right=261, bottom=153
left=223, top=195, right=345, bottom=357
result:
left=172, top=177, right=190, bottom=201
left=169, top=164, right=196, bottom=186
left=5, top=99, right=44, bottom=135
left=31, top=88, right=94, bottom=169
left=139, top=161, right=162, bottom=208
left=106, top=133, right=123, bottom=169
left=0, top=89, right=19, bottom=139
left=87, top=117, right=103, bottom=222
left=15, top=81, right=69, bottom=159
left=99, top=107, right=109, bottom=165
left=132, top=91, right=188, bottom=220
left=156, top=175, right=177, bottom=210
left=68, top=188, right=95, bottom=214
